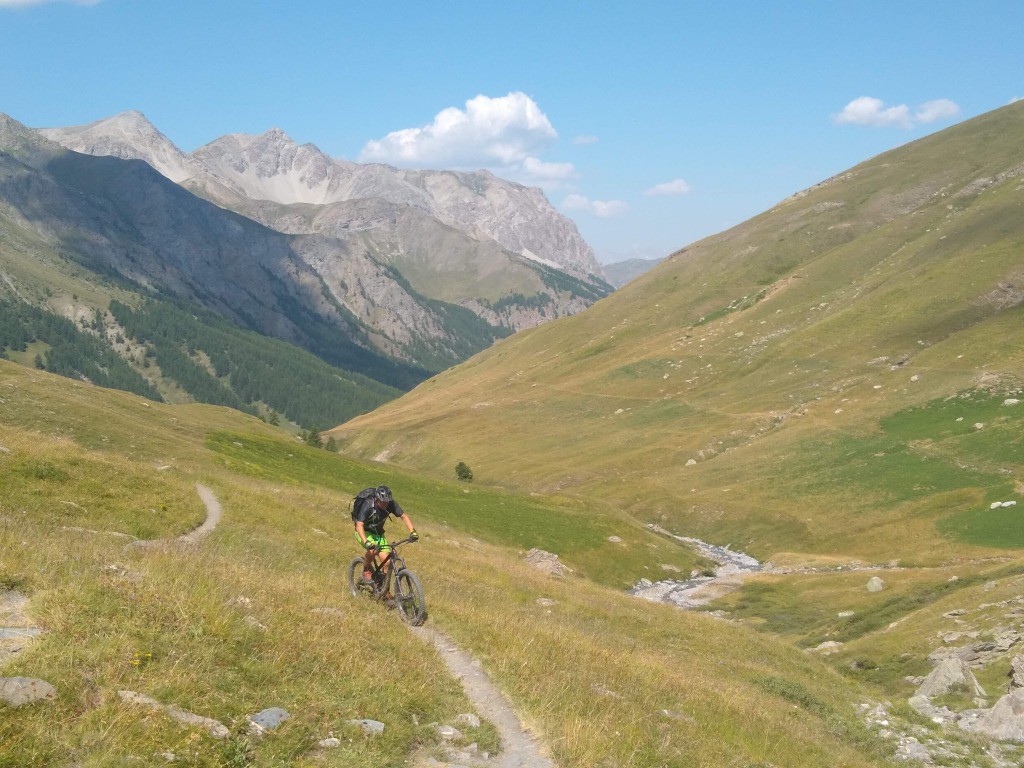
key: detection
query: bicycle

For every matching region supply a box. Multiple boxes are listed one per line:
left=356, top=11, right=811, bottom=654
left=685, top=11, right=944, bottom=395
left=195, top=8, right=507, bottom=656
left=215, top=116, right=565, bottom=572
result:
left=347, top=537, right=428, bottom=626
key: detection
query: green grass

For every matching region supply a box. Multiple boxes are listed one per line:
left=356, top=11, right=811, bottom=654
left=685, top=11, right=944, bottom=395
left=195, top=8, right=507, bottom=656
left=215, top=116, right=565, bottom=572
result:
left=205, top=430, right=699, bottom=589
left=0, top=360, right=900, bottom=767
left=708, top=563, right=1024, bottom=651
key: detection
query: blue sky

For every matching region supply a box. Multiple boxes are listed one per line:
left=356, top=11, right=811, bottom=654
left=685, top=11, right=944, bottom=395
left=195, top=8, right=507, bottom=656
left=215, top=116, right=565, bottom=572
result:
left=2, top=0, right=1022, bottom=264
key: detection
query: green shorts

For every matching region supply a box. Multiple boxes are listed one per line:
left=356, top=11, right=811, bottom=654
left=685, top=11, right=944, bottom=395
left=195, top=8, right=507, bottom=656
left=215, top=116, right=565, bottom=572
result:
left=354, top=530, right=390, bottom=553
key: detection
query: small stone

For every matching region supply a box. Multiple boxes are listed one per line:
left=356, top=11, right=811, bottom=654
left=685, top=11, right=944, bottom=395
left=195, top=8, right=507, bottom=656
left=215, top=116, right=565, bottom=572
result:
left=318, top=737, right=341, bottom=748
left=248, top=707, right=290, bottom=731
left=811, top=641, right=844, bottom=654
left=866, top=576, right=885, bottom=593
left=686, top=458, right=697, bottom=466
left=436, top=724, right=463, bottom=741
left=348, top=719, right=385, bottom=735
left=895, top=737, right=931, bottom=762
left=607, top=536, right=623, bottom=543
left=455, top=713, right=481, bottom=729
left=1004, top=399, right=1020, bottom=406
left=535, top=598, right=557, bottom=607
left=837, top=611, right=855, bottom=618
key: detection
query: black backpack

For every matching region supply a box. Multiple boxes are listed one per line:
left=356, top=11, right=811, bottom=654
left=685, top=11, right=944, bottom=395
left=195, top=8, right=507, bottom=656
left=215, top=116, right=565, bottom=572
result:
left=351, top=487, right=377, bottom=522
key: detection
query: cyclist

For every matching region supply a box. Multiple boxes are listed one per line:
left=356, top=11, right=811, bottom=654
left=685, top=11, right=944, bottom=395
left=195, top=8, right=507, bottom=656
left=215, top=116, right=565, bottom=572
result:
left=353, top=485, right=418, bottom=597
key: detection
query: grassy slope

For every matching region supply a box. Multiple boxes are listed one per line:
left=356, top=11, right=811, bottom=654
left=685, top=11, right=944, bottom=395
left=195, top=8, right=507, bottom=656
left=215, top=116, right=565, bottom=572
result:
left=328, top=101, right=1024, bottom=567
left=0, top=360, right=893, bottom=767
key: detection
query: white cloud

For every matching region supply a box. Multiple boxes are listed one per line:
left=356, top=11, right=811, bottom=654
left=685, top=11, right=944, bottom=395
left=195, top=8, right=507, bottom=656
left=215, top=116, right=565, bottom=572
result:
left=832, top=96, right=960, bottom=129
left=833, top=97, right=912, bottom=128
left=521, top=156, right=577, bottom=182
left=562, top=194, right=627, bottom=218
left=359, top=92, right=558, bottom=170
left=644, top=178, right=692, bottom=197
left=914, top=99, right=960, bottom=123
left=0, top=0, right=100, bottom=6
left=572, top=134, right=599, bottom=146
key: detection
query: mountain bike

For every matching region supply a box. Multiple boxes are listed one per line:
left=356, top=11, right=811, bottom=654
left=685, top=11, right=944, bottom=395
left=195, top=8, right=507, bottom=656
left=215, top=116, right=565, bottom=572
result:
left=347, top=537, right=427, bottom=626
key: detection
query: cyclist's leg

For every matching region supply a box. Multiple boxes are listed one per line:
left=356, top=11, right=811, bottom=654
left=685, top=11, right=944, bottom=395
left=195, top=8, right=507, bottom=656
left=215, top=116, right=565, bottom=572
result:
left=376, top=534, right=393, bottom=573
left=365, top=532, right=390, bottom=573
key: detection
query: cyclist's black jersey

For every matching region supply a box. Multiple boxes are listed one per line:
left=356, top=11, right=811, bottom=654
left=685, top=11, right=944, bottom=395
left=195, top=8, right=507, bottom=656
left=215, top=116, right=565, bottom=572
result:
left=354, top=498, right=405, bottom=535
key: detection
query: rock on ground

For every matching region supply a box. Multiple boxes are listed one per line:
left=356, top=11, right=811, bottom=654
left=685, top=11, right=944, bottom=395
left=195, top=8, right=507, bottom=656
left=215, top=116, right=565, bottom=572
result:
left=970, top=689, right=1024, bottom=742
left=524, top=548, right=570, bottom=577
left=916, top=657, right=986, bottom=698
left=0, top=677, right=56, bottom=707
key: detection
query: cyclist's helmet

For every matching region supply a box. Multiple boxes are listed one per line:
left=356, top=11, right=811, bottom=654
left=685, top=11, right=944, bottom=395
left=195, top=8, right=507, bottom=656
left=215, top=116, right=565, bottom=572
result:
left=374, top=485, right=393, bottom=504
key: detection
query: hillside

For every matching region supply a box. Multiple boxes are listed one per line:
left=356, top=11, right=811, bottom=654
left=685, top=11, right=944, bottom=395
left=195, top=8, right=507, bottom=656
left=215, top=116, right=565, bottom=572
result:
left=319, top=99, right=1024, bottom=765
left=330, top=101, right=1024, bottom=564
left=0, top=359, right=899, bottom=766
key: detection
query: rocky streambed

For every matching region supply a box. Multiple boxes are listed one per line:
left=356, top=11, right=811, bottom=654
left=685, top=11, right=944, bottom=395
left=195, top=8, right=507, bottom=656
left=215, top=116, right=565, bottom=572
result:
left=629, top=524, right=765, bottom=609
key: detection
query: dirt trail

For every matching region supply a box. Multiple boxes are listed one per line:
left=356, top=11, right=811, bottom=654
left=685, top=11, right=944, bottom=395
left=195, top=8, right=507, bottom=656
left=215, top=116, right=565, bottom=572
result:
left=411, top=625, right=557, bottom=768
left=128, top=483, right=221, bottom=551
left=182, top=484, right=222, bottom=543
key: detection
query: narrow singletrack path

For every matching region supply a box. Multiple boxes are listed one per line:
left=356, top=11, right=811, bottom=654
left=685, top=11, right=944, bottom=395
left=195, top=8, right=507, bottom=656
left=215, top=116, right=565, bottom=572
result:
left=182, top=484, right=222, bottom=543
left=129, top=483, right=222, bottom=551
left=411, top=625, right=557, bottom=768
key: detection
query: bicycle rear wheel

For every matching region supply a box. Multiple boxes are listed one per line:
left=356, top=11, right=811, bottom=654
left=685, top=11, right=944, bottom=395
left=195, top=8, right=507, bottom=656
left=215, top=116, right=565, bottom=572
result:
left=348, top=557, right=375, bottom=599
left=393, top=568, right=427, bottom=625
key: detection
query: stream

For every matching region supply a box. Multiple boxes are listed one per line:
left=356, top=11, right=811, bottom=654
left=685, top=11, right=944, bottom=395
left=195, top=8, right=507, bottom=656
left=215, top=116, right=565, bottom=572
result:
left=629, top=524, right=765, bottom=609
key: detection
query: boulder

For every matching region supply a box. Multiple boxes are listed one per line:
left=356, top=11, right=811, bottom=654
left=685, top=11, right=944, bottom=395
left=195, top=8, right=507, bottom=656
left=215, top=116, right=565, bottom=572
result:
left=524, top=548, right=570, bottom=577
left=0, top=677, right=56, bottom=707
left=866, top=576, right=885, bottom=593
left=972, top=689, right=1024, bottom=742
left=915, top=657, right=986, bottom=698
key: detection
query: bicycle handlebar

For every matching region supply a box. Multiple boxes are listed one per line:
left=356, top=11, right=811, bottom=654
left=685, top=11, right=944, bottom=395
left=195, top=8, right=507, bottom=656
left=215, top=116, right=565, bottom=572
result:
left=367, top=536, right=417, bottom=551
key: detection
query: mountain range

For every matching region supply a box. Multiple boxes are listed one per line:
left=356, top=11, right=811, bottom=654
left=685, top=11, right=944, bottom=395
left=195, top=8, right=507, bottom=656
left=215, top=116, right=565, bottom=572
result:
left=0, top=109, right=615, bottom=425
left=40, top=111, right=610, bottom=334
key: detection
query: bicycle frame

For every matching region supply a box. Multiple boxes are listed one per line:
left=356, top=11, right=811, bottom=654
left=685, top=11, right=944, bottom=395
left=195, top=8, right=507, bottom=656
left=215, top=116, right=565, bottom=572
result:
left=365, top=537, right=413, bottom=596
left=348, top=537, right=427, bottom=625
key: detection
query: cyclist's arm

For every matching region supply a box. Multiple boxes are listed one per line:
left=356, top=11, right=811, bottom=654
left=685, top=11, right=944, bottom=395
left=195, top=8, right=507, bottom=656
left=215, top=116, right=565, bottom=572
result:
left=354, top=520, right=369, bottom=545
left=398, top=512, right=415, bottom=533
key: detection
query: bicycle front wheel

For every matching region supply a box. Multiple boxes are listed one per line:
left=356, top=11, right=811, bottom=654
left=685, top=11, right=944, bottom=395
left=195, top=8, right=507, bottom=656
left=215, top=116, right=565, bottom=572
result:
left=348, top=557, right=374, bottom=599
left=393, top=568, right=427, bottom=626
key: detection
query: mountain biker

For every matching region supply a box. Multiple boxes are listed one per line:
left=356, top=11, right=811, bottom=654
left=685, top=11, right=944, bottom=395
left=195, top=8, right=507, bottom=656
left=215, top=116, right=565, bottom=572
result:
left=353, top=485, right=418, bottom=597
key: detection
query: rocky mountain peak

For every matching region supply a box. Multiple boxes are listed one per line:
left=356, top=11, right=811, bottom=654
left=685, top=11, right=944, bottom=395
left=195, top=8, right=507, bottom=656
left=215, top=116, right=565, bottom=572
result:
left=39, top=110, right=193, bottom=183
